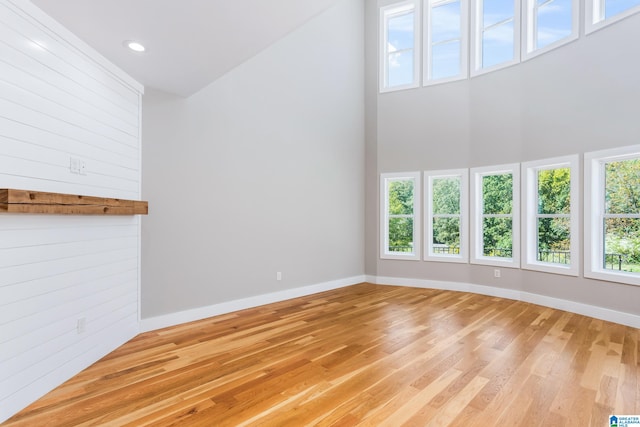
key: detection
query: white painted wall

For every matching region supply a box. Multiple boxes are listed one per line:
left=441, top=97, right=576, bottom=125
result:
left=141, top=0, right=365, bottom=319
left=0, top=0, right=143, bottom=422
left=366, top=6, right=640, bottom=316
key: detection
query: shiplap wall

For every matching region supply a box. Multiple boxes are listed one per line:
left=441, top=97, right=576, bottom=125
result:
left=0, top=0, right=143, bottom=422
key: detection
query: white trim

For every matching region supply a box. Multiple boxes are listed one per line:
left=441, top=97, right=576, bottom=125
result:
left=372, top=275, right=640, bottom=328
left=470, top=164, right=521, bottom=268
left=584, top=145, right=640, bottom=286
left=380, top=0, right=422, bottom=93
left=521, top=155, right=579, bottom=276
left=424, top=168, right=469, bottom=263
left=380, top=172, right=422, bottom=260
left=140, top=275, right=366, bottom=332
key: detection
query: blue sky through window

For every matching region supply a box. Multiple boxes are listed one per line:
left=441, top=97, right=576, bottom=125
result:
left=431, top=0, right=462, bottom=79
left=432, top=41, right=461, bottom=79
left=483, top=0, right=514, bottom=26
left=482, top=21, right=514, bottom=68
left=536, top=0, right=572, bottom=49
left=481, top=0, right=514, bottom=68
left=605, top=0, right=640, bottom=18
left=387, top=10, right=415, bottom=87
left=432, top=2, right=461, bottom=43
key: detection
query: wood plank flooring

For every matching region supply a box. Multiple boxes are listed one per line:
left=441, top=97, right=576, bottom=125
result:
left=4, top=283, right=640, bottom=426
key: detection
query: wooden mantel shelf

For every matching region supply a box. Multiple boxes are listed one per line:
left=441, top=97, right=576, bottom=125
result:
left=0, top=189, right=148, bottom=215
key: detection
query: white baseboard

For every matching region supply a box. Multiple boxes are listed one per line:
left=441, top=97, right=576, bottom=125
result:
left=373, top=276, right=640, bottom=329
left=140, top=275, right=366, bottom=332
left=141, top=273, right=640, bottom=332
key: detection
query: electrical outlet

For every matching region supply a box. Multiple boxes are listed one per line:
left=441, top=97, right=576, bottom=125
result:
left=70, top=157, right=80, bottom=174
left=79, top=161, right=87, bottom=176
left=494, top=269, right=501, bottom=278
left=276, top=272, right=282, bottom=281
left=77, top=317, right=86, bottom=334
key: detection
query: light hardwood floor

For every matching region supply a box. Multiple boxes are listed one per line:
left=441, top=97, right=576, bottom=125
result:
left=4, top=283, right=639, bottom=426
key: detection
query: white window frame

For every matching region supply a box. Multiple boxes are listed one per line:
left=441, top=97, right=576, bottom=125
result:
left=522, top=0, right=579, bottom=60
left=380, top=172, right=422, bottom=260
left=380, top=0, right=422, bottom=93
left=470, top=0, right=521, bottom=76
left=586, top=0, right=640, bottom=34
left=470, top=164, right=520, bottom=267
left=585, top=145, right=640, bottom=286
left=522, top=156, right=579, bottom=276
left=423, top=0, right=469, bottom=85
left=424, top=169, right=469, bottom=263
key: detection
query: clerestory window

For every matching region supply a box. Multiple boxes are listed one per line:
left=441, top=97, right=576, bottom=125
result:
left=380, top=1, right=421, bottom=92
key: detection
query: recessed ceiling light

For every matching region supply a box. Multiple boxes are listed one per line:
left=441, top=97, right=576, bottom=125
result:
left=124, top=40, right=146, bottom=52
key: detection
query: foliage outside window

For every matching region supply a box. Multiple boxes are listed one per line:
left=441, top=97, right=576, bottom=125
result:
left=585, top=146, right=640, bottom=286
left=380, top=1, right=421, bottom=92
left=471, top=165, right=520, bottom=267
left=523, top=156, right=579, bottom=275
left=381, top=172, right=421, bottom=260
left=425, top=0, right=468, bottom=83
left=425, top=169, right=469, bottom=262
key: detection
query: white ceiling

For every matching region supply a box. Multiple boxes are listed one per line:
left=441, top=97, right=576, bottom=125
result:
left=31, top=0, right=340, bottom=97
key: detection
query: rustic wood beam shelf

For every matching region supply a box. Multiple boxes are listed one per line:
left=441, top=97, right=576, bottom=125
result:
left=0, top=189, right=148, bottom=215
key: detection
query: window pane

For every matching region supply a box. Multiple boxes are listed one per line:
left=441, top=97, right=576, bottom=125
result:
left=433, top=217, right=460, bottom=252
left=483, top=217, right=513, bottom=257
left=388, top=180, right=414, bottom=215
left=482, top=21, right=514, bottom=68
left=389, top=217, right=414, bottom=252
left=483, top=0, right=514, bottom=26
left=538, top=168, right=571, bottom=214
left=604, top=218, right=640, bottom=272
left=388, top=11, right=415, bottom=51
left=537, top=218, right=570, bottom=264
left=483, top=173, right=513, bottom=214
left=432, top=177, right=461, bottom=214
left=432, top=41, right=461, bottom=80
left=605, top=158, right=640, bottom=214
left=387, top=50, right=415, bottom=87
left=605, top=0, right=640, bottom=18
left=536, top=0, right=573, bottom=49
left=432, top=1, right=461, bottom=44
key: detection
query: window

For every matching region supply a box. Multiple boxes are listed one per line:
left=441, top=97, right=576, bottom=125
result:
left=522, top=156, right=579, bottom=275
left=381, top=172, right=422, bottom=260
left=585, top=146, right=640, bottom=286
left=586, top=0, right=640, bottom=33
left=380, top=1, right=421, bottom=92
left=523, top=0, right=578, bottom=59
left=425, top=169, right=469, bottom=262
left=471, top=164, right=520, bottom=267
left=424, top=0, right=469, bottom=84
left=471, top=0, right=521, bottom=74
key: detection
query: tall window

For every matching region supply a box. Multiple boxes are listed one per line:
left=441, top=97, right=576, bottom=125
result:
left=381, top=172, right=421, bottom=260
left=425, top=0, right=469, bottom=83
left=472, top=0, right=521, bottom=74
left=586, top=0, right=640, bottom=33
left=523, top=0, right=578, bottom=59
left=380, top=1, right=421, bottom=92
left=425, top=169, right=469, bottom=262
left=471, top=164, right=520, bottom=267
left=522, top=156, right=579, bottom=275
left=585, top=146, right=640, bottom=286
